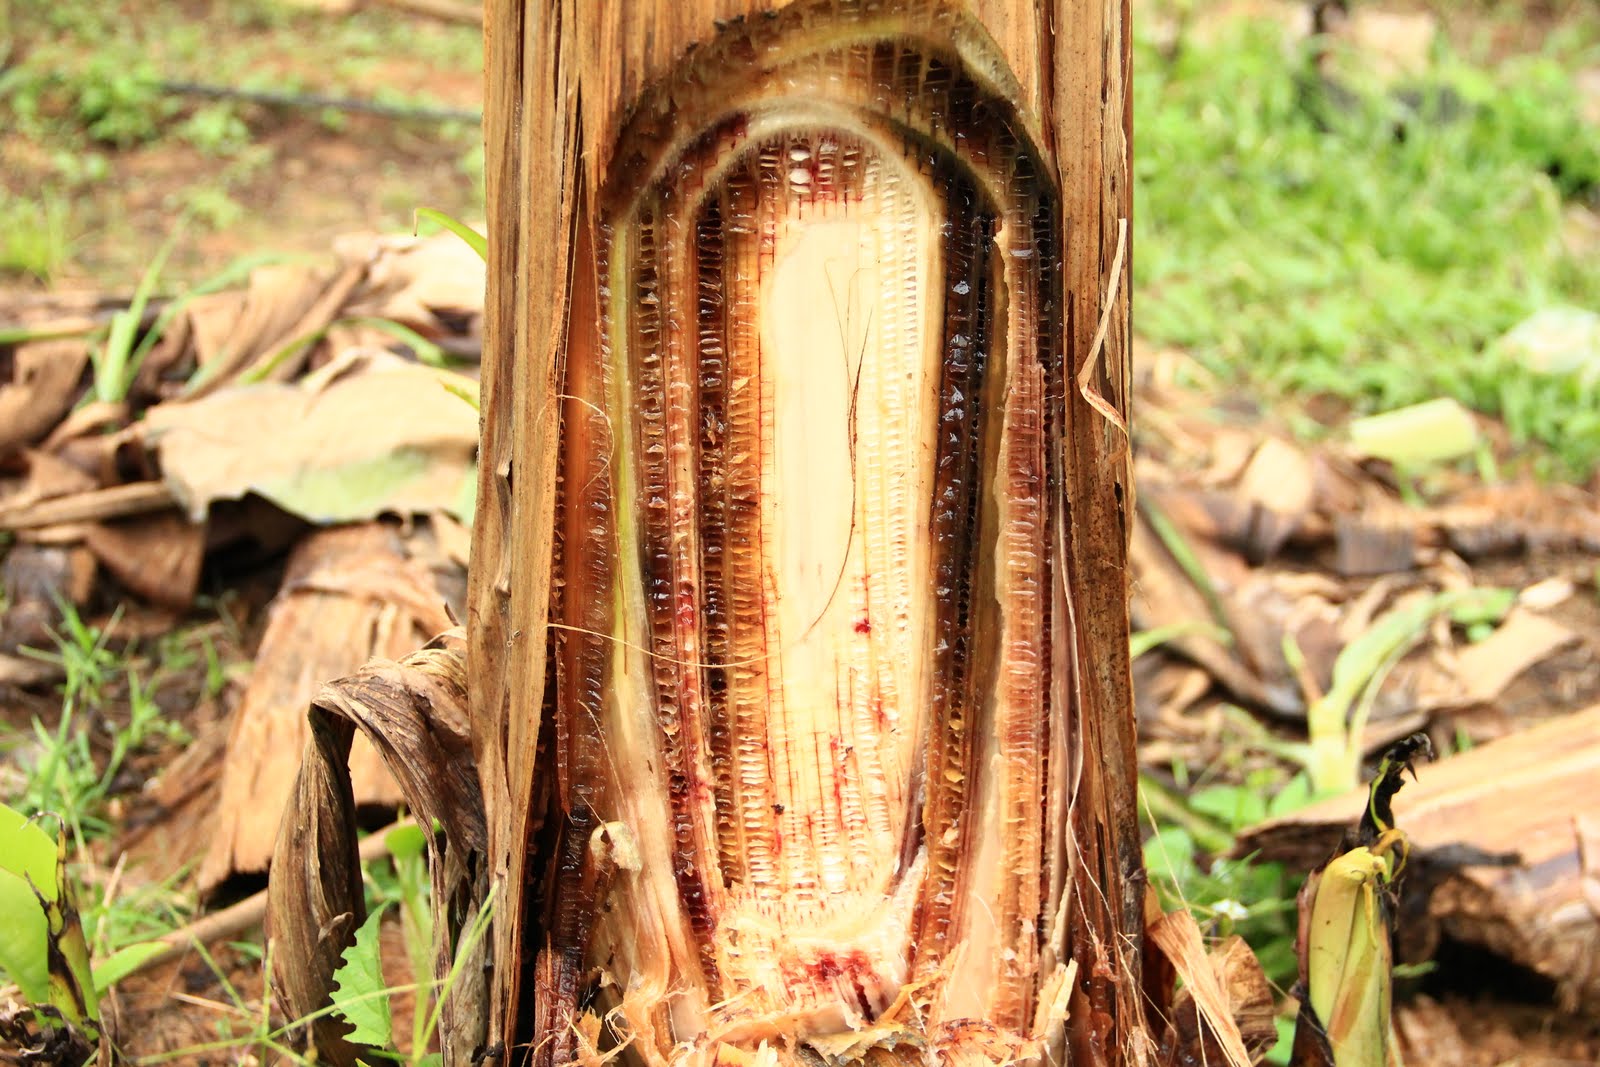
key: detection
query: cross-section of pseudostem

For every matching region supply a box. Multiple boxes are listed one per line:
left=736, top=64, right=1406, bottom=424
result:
left=542, top=26, right=1074, bottom=1067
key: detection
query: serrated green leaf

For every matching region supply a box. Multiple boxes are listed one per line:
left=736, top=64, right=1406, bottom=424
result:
left=330, top=908, right=392, bottom=1047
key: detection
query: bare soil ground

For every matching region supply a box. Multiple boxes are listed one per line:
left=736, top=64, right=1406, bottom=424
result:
left=2, top=0, right=484, bottom=286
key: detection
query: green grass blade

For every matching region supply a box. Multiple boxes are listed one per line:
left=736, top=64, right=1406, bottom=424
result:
left=414, top=207, right=486, bottom=262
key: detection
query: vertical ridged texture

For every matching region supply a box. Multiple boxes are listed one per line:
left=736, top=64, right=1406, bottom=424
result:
left=720, top=159, right=784, bottom=901
left=696, top=201, right=740, bottom=888
left=633, top=202, right=726, bottom=993
left=472, top=2, right=1140, bottom=1065
left=911, top=162, right=992, bottom=986
left=638, top=129, right=948, bottom=1016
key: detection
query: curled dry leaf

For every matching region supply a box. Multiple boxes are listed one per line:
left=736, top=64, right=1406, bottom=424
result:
left=182, top=262, right=336, bottom=390
left=82, top=512, right=206, bottom=612
left=1234, top=437, right=1316, bottom=561
left=1450, top=607, right=1578, bottom=705
left=6, top=447, right=99, bottom=501
left=1147, top=910, right=1272, bottom=1067
left=0, top=341, right=90, bottom=455
left=0, top=482, right=176, bottom=532
left=1131, top=489, right=1304, bottom=717
left=268, top=630, right=489, bottom=1067
left=338, top=230, right=487, bottom=333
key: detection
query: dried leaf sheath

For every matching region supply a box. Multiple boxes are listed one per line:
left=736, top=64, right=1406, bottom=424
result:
left=268, top=635, right=489, bottom=1066
left=534, top=24, right=1077, bottom=1067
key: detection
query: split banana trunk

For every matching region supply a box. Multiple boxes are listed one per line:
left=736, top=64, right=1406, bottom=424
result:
left=470, top=2, right=1143, bottom=1065
left=554, top=64, right=1064, bottom=1067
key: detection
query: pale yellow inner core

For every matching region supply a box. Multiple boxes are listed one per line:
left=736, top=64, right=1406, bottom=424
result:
left=716, top=151, right=938, bottom=1015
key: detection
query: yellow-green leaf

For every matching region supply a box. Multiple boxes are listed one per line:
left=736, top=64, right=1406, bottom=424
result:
left=414, top=207, right=487, bottom=262
left=45, top=827, right=98, bottom=1025
left=0, top=805, right=56, bottom=1003
left=1303, top=846, right=1396, bottom=1067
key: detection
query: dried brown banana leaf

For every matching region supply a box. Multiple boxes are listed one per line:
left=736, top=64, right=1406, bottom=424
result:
left=267, top=631, right=489, bottom=1066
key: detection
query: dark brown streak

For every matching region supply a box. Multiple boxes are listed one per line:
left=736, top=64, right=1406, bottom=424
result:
left=911, top=157, right=995, bottom=980
left=695, top=195, right=741, bottom=888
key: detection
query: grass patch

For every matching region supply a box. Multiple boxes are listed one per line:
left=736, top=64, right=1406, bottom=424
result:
left=8, top=1, right=481, bottom=129
left=8, top=604, right=192, bottom=845
left=0, top=189, right=73, bottom=282
left=1136, top=19, right=1600, bottom=474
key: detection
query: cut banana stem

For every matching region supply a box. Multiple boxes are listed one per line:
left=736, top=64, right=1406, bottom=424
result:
left=541, top=25, right=1072, bottom=1067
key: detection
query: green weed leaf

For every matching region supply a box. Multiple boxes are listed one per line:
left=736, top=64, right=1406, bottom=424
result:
left=1189, top=784, right=1268, bottom=832
left=345, top=317, right=449, bottom=367
left=92, top=228, right=179, bottom=404
left=92, top=941, right=170, bottom=994
left=0, top=806, right=98, bottom=1024
left=440, top=375, right=480, bottom=412
left=330, top=908, right=392, bottom=1048
left=1268, top=773, right=1315, bottom=819
left=384, top=823, right=429, bottom=863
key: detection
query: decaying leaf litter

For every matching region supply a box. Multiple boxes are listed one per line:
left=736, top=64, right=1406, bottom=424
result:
left=1130, top=345, right=1600, bottom=1062
left=2, top=225, right=1598, bottom=1062
left=0, top=227, right=484, bottom=1059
